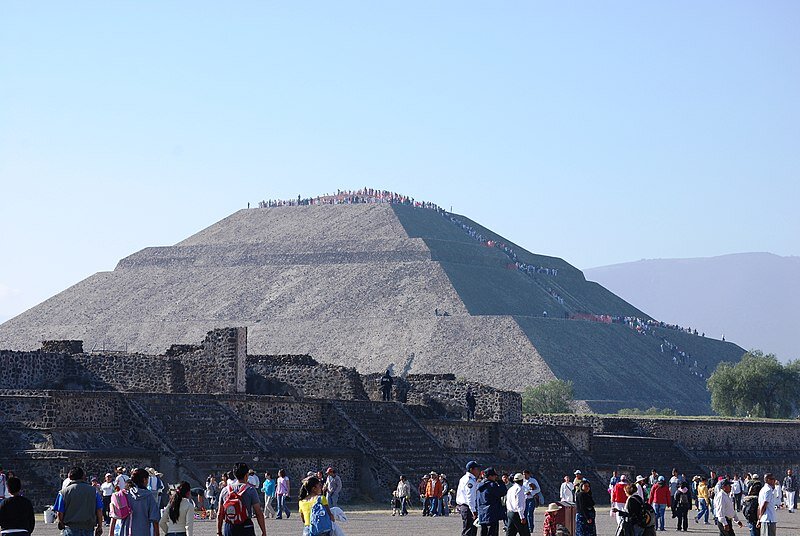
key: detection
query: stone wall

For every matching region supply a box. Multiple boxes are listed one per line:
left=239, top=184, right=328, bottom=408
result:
left=362, top=373, right=522, bottom=422
left=246, top=355, right=369, bottom=400
left=0, top=329, right=246, bottom=394
left=422, top=421, right=499, bottom=453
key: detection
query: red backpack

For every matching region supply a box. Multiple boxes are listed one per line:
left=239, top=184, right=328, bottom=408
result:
left=222, top=484, right=250, bottom=525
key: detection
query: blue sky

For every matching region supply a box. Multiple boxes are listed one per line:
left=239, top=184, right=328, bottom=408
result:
left=1, top=1, right=799, bottom=320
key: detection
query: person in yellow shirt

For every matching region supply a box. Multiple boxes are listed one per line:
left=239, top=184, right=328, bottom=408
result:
left=694, top=477, right=710, bottom=524
left=298, top=476, right=334, bottom=536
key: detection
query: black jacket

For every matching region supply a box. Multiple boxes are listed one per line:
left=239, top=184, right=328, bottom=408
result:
left=0, top=495, right=36, bottom=534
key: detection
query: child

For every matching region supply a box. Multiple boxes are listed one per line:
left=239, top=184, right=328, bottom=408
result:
left=299, top=476, right=335, bottom=536
left=391, top=491, right=401, bottom=516
left=543, top=502, right=562, bottom=536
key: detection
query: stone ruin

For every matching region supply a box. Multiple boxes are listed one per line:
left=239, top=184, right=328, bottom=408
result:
left=2, top=327, right=799, bottom=509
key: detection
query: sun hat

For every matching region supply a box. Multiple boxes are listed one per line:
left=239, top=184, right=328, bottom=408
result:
left=546, top=503, right=562, bottom=513
left=513, top=473, right=525, bottom=482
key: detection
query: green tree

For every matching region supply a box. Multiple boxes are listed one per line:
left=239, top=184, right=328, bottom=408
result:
left=522, top=379, right=575, bottom=414
left=707, top=350, right=800, bottom=419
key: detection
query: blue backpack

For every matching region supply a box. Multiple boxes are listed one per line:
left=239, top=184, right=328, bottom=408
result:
left=309, top=496, right=332, bottom=535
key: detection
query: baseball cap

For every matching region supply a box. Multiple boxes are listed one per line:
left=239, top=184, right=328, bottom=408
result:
left=574, top=470, right=582, bottom=475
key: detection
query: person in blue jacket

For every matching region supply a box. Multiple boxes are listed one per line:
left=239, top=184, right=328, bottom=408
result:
left=477, top=467, right=506, bottom=536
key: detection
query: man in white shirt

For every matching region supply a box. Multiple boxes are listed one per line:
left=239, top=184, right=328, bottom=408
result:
left=713, top=480, right=743, bottom=534
left=635, top=475, right=647, bottom=500
left=506, top=473, right=530, bottom=536
left=559, top=476, right=574, bottom=503
left=456, top=461, right=481, bottom=536
left=522, top=470, right=541, bottom=529
left=113, top=467, right=129, bottom=490
left=758, top=474, right=779, bottom=536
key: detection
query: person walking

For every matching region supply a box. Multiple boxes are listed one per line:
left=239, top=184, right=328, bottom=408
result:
left=275, top=469, right=290, bottom=520
left=298, top=476, right=334, bottom=536
left=695, top=477, right=711, bottom=524
left=205, top=477, right=219, bottom=518
left=522, top=470, right=541, bottom=530
left=99, top=474, right=114, bottom=526
left=649, top=475, right=671, bottom=531
left=673, top=481, right=691, bottom=532
left=55, top=467, right=103, bottom=536
left=109, top=468, right=160, bottom=536
left=742, top=479, right=762, bottom=536
left=782, top=470, right=796, bottom=513
left=575, top=480, right=597, bottom=536
left=159, top=481, right=193, bottom=536
left=0, top=476, right=35, bottom=536
left=611, top=475, right=629, bottom=525
left=476, top=468, right=504, bottom=536
left=216, top=463, right=266, bottom=536
left=757, top=474, right=779, bottom=536
left=506, top=474, right=530, bottom=536
left=714, top=479, right=743, bottom=536
left=261, top=473, right=275, bottom=519
left=559, top=476, right=574, bottom=503
left=457, top=461, right=482, bottom=536
left=613, top=483, right=645, bottom=536
left=425, top=472, right=443, bottom=517
left=324, top=468, right=342, bottom=508
left=732, top=475, right=744, bottom=512
left=396, top=476, right=411, bottom=516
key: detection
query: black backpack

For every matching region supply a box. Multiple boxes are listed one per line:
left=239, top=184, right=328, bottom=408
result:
left=640, top=501, right=656, bottom=528
left=742, top=496, right=758, bottom=524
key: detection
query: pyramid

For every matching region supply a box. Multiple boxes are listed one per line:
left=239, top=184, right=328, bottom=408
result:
left=0, top=201, right=744, bottom=413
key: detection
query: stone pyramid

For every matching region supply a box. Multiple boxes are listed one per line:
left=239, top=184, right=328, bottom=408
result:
left=0, top=202, right=744, bottom=413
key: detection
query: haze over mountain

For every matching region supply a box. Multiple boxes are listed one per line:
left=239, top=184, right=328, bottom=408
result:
left=585, top=252, right=800, bottom=362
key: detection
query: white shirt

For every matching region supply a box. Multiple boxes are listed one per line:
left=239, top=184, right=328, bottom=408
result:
left=247, top=474, right=260, bottom=487
left=456, top=473, right=478, bottom=512
left=732, top=480, right=743, bottom=494
left=114, top=474, right=129, bottom=489
left=100, top=482, right=115, bottom=497
left=523, top=477, right=541, bottom=498
left=713, top=490, right=739, bottom=524
left=759, top=484, right=778, bottom=523
left=559, top=482, right=574, bottom=502
left=506, top=483, right=526, bottom=515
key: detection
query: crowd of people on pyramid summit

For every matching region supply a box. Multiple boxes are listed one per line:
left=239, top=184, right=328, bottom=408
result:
left=257, top=188, right=441, bottom=210
left=605, top=468, right=794, bottom=536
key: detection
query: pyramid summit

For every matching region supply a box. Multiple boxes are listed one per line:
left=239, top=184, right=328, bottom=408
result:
left=0, top=193, right=744, bottom=413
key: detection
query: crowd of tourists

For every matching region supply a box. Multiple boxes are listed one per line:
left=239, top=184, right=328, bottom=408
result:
left=606, top=468, right=794, bottom=536
left=0, top=463, right=347, bottom=536
left=257, top=188, right=441, bottom=210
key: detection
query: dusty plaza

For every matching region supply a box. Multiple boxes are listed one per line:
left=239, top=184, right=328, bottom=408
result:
left=29, top=507, right=800, bottom=536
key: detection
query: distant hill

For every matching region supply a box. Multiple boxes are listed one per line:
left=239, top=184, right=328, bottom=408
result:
left=585, top=253, right=800, bottom=362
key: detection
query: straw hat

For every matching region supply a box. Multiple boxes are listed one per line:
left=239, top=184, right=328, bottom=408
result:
left=546, top=503, right=562, bottom=513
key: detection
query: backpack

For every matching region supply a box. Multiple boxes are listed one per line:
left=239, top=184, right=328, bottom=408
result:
left=222, top=484, right=250, bottom=525
left=111, top=490, right=131, bottom=520
left=640, top=501, right=656, bottom=528
left=742, top=496, right=758, bottom=524
left=677, top=491, right=690, bottom=508
left=309, top=496, right=332, bottom=536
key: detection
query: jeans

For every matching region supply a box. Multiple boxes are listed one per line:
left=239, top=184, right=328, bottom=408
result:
left=63, top=528, right=94, bottom=536
left=524, top=498, right=536, bottom=528
left=654, top=503, right=666, bottom=530
left=428, top=497, right=440, bottom=516
left=400, top=497, right=408, bottom=515
left=326, top=491, right=339, bottom=508
left=696, top=498, right=709, bottom=523
left=223, top=523, right=255, bottom=536
left=276, top=494, right=290, bottom=518
left=734, top=493, right=742, bottom=512
left=747, top=522, right=760, bottom=536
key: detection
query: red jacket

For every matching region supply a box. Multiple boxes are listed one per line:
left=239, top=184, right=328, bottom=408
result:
left=611, top=482, right=628, bottom=504
left=426, top=479, right=443, bottom=498
left=649, top=483, right=671, bottom=506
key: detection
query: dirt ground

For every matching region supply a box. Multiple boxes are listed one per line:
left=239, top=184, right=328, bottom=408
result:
left=34, top=505, right=800, bottom=536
